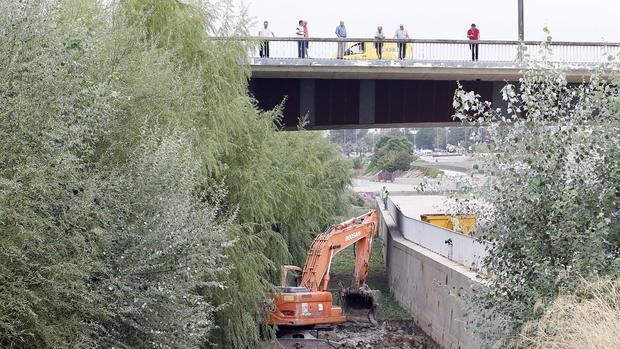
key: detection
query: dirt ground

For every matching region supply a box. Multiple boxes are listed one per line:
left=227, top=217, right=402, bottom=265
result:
left=317, top=320, right=437, bottom=349
left=323, top=221, right=438, bottom=349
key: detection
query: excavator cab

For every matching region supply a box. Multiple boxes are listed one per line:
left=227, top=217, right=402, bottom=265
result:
left=280, top=265, right=303, bottom=288
left=268, top=268, right=347, bottom=327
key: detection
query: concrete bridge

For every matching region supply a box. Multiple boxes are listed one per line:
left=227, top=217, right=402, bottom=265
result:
left=243, top=37, right=620, bottom=129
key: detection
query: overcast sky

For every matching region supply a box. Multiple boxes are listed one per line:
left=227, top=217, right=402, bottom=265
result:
left=236, top=0, right=619, bottom=42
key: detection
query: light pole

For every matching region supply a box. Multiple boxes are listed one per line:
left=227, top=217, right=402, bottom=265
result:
left=409, top=129, right=418, bottom=151
left=372, top=130, right=375, bottom=152
left=518, top=0, right=524, bottom=41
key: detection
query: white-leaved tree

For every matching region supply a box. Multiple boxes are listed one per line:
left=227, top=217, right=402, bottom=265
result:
left=451, top=38, right=620, bottom=345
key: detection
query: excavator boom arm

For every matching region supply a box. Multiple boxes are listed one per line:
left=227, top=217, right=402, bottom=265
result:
left=299, top=210, right=378, bottom=292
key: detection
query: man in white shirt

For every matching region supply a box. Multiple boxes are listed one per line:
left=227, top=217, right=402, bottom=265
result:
left=296, top=20, right=306, bottom=58
left=394, top=24, right=409, bottom=59
left=258, top=21, right=275, bottom=58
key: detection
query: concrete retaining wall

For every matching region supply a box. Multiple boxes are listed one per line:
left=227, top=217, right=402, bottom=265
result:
left=379, top=206, right=483, bottom=349
left=387, top=199, right=489, bottom=272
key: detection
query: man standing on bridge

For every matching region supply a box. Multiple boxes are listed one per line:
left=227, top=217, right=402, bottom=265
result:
left=374, top=26, right=385, bottom=59
left=303, top=20, right=310, bottom=58
left=258, top=21, right=274, bottom=58
left=296, top=20, right=306, bottom=58
left=394, top=24, right=409, bottom=60
left=467, top=23, right=480, bottom=61
left=335, top=21, right=347, bottom=59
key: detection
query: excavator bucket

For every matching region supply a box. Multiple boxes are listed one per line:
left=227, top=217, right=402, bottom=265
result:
left=342, top=287, right=382, bottom=325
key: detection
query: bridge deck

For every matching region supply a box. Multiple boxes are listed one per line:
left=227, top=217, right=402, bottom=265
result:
left=251, top=58, right=599, bottom=82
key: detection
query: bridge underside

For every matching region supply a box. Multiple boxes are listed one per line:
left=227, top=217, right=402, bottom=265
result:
left=250, top=78, right=507, bottom=130
left=248, top=59, right=599, bottom=129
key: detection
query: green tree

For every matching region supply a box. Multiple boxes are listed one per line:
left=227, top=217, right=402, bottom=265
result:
left=0, top=0, right=350, bottom=348
left=370, top=136, right=414, bottom=172
left=414, top=128, right=436, bottom=149
left=0, top=1, right=230, bottom=347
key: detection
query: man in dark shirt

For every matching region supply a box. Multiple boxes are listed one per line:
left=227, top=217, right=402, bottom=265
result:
left=467, top=23, right=480, bottom=61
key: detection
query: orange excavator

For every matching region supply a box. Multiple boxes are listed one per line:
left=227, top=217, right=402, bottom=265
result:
left=267, top=210, right=380, bottom=330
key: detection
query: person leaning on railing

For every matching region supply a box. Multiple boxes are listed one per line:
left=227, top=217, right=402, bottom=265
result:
left=394, top=24, right=409, bottom=60
left=374, top=26, right=385, bottom=59
left=296, top=20, right=306, bottom=58
left=258, top=20, right=275, bottom=58
left=335, top=20, right=347, bottom=59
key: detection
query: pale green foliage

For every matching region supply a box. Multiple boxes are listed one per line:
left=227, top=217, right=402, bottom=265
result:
left=1, top=0, right=350, bottom=348
left=120, top=2, right=350, bottom=347
left=98, top=132, right=231, bottom=348
left=0, top=1, right=229, bottom=347
left=453, top=45, right=620, bottom=345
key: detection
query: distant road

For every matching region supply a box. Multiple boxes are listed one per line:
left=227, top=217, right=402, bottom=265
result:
left=413, top=155, right=475, bottom=173
left=350, top=178, right=415, bottom=194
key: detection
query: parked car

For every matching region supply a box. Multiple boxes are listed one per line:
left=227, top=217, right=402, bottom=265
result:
left=339, top=42, right=413, bottom=60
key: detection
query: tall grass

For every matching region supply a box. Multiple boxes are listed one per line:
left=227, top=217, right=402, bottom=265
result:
left=519, top=278, right=620, bottom=349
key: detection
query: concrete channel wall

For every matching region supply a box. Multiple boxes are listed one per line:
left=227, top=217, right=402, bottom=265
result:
left=379, top=202, right=483, bottom=349
left=387, top=199, right=490, bottom=272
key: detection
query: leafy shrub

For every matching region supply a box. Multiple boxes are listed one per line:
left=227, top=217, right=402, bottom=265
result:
left=453, top=43, right=620, bottom=344
left=0, top=1, right=350, bottom=348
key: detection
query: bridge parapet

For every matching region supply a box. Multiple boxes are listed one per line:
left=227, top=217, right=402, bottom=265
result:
left=218, top=36, right=620, bottom=65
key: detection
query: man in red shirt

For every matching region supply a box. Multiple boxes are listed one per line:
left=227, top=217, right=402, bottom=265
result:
left=467, top=23, right=480, bottom=61
left=303, top=21, right=309, bottom=58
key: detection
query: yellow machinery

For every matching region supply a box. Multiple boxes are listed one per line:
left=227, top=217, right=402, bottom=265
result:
left=420, top=214, right=477, bottom=235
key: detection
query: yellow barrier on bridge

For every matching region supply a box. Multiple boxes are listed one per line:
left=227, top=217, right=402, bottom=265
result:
left=420, top=214, right=477, bottom=236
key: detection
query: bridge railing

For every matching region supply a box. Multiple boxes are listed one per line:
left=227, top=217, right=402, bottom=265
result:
left=387, top=197, right=489, bottom=272
left=227, top=37, right=620, bottom=64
